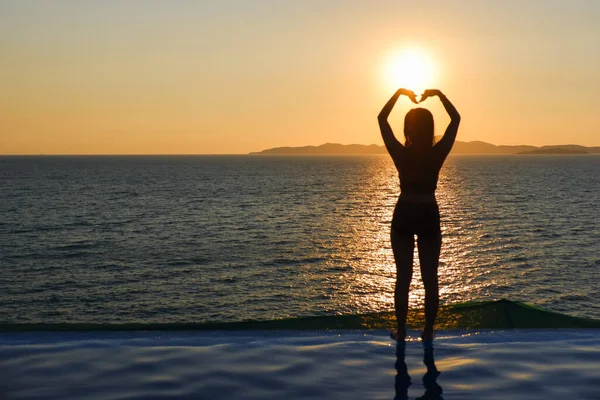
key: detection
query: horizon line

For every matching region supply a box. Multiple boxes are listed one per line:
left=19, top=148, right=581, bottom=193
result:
left=2, top=140, right=600, bottom=157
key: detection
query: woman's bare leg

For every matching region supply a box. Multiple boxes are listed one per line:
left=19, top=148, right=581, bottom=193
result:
left=417, top=234, right=441, bottom=341
left=391, top=230, right=415, bottom=341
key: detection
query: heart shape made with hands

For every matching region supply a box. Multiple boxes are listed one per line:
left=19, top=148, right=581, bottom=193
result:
left=405, top=89, right=440, bottom=105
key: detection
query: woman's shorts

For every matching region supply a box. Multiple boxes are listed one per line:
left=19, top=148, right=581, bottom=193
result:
left=392, top=200, right=441, bottom=239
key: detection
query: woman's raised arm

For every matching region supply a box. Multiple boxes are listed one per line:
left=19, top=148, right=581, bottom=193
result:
left=421, top=89, right=461, bottom=156
left=378, top=88, right=417, bottom=159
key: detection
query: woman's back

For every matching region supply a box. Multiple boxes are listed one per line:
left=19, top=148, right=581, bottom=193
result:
left=395, top=146, right=445, bottom=195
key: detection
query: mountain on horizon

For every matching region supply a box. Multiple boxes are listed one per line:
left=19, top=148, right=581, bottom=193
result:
left=250, top=141, right=600, bottom=155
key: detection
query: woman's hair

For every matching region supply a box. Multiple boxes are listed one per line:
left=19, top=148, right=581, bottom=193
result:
left=404, top=108, right=435, bottom=148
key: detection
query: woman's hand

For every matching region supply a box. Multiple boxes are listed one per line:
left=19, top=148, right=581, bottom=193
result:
left=419, top=89, right=443, bottom=103
left=398, top=88, right=418, bottom=104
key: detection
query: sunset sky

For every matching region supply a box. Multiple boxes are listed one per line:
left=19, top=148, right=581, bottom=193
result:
left=2, top=0, right=599, bottom=154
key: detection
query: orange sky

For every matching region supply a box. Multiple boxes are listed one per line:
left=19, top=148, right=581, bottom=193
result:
left=2, top=1, right=599, bottom=154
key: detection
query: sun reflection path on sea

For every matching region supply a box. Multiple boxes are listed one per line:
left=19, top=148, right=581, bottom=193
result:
left=326, top=156, right=397, bottom=315
left=435, top=160, right=493, bottom=305
left=336, top=156, right=486, bottom=316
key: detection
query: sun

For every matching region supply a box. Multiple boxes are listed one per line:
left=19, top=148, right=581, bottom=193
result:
left=383, top=48, right=436, bottom=95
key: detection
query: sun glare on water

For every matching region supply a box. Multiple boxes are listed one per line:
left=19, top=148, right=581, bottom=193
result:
left=383, top=48, right=437, bottom=95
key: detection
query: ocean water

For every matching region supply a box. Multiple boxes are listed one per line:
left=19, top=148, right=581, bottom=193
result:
left=1, top=155, right=599, bottom=325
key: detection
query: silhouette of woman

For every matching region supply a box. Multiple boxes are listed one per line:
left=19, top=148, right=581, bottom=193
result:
left=378, top=88, right=460, bottom=342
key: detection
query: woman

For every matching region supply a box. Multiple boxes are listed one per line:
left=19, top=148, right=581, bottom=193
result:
left=378, top=88, right=460, bottom=342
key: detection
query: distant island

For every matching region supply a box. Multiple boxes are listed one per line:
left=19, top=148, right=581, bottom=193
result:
left=250, top=141, right=600, bottom=155
left=517, top=148, right=588, bottom=155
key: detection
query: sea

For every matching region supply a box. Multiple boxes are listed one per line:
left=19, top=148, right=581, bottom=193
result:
left=1, top=154, right=599, bottom=325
